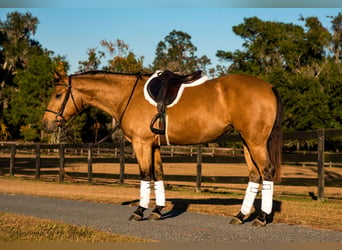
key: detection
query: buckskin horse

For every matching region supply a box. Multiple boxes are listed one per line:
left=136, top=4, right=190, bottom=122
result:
left=42, top=70, right=282, bottom=227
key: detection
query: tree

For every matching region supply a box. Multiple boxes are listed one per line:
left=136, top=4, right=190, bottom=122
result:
left=5, top=53, right=68, bottom=141
left=328, top=12, right=342, bottom=63
left=152, top=30, right=211, bottom=74
left=78, top=48, right=104, bottom=72
left=0, top=11, right=39, bottom=84
left=216, top=14, right=341, bottom=131
left=0, top=11, right=69, bottom=141
left=0, top=11, right=42, bottom=140
left=100, top=39, right=144, bottom=73
left=216, top=17, right=308, bottom=76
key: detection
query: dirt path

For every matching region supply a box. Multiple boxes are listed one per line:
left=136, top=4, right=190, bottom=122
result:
left=1, top=193, right=341, bottom=242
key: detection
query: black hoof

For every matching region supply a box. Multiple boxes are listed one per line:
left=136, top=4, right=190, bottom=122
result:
left=251, top=218, right=267, bottom=227
left=148, top=212, right=162, bottom=221
left=230, top=211, right=245, bottom=225
left=128, top=206, right=146, bottom=221
left=128, top=213, right=143, bottom=221
left=252, top=211, right=267, bottom=227
left=148, top=205, right=163, bottom=221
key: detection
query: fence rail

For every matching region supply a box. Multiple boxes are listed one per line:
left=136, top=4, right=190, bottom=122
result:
left=1, top=128, right=342, bottom=200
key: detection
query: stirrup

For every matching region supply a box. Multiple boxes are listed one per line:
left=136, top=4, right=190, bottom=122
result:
left=150, top=113, right=166, bottom=135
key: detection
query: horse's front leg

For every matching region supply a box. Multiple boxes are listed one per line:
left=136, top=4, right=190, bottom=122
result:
left=148, top=145, right=165, bottom=220
left=128, top=142, right=165, bottom=221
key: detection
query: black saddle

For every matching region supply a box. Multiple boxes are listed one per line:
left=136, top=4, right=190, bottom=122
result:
left=148, top=70, right=202, bottom=134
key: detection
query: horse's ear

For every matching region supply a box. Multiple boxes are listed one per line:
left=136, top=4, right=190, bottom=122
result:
left=53, top=62, right=68, bottom=81
left=53, top=71, right=61, bottom=80
left=53, top=70, right=67, bottom=83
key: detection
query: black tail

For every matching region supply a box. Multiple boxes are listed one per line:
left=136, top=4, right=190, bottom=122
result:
left=268, top=87, right=283, bottom=183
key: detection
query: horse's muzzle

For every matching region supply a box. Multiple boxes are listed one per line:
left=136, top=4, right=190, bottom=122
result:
left=42, top=119, right=58, bottom=133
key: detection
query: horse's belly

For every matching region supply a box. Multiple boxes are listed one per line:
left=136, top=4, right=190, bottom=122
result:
left=166, top=111, right=230, bottom=145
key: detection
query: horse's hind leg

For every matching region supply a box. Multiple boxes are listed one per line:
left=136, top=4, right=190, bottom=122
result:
left=247, top=142, right=278, bottom=227
left=248, top=144, right=274, bottom=227
left=230, top=144, right=261, bottom=225
left=231, top=142, right=274, bottom=226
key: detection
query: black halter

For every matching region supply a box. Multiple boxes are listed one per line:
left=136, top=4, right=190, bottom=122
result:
left=45, top=76, right=80, bottom=124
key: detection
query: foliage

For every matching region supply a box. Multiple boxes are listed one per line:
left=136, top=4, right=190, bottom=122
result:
left=78, top=48, right=104, bottom=72
left=217, top=14, right=342, bottom=131
left=101, top=39, right=145, bottom=73
left=0, top=11, right=68, bottom=141
left=152, top=30, right=212, bottom=74
left=78, top=39, right=145, bottom=74
left=0, top=11, right=40, bottom=140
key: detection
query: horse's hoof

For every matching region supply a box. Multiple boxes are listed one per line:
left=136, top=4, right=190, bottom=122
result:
left=128, top=206, right=146, bottom=221
left=230, top=217, right=243, bottom=225
left=148, top=212, right=162, bottom=221
left=128, top=213, right=143, bottom=221
left=252, top=211, right=267, bottom=227
left=230, top=211, right=245, bottom=225
left=251, top=218, right=267, bottom=227
left=148, top=205, right=163, bottom=221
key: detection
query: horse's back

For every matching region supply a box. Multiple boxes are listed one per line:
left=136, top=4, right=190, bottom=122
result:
left=217, top=74, right=274, bottom=94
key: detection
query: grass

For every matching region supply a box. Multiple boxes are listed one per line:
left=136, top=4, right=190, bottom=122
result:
left=0, top=212, right=149, bottom=242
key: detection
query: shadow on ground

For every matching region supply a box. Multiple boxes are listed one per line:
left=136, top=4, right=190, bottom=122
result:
left=122, top=197, right=282, bottom=223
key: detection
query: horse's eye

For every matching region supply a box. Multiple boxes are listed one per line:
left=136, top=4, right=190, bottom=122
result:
left=55, top=94, right=62, bottom=99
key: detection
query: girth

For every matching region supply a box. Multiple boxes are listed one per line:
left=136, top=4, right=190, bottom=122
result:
left=148, top=70, right=202, bottom=135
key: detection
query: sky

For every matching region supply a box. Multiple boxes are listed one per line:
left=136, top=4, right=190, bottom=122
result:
left=0, top=8, right=341, bottom=74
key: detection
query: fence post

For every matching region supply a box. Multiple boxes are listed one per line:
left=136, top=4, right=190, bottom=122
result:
left=35, top=143, right=40, bottom=180
left=88, top=144, right=93, bottom=184
left=10, top=144, right=16, bottom=176
left=119, top=138, right=125, bottom=184
left=317, top=129, right=325, bottom=201
left=59, top=144, right=65, bottom=183
left=196, top=144, right=202, bottom=192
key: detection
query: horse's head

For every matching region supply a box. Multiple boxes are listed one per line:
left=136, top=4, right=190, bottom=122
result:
left=42, top=74, right=81, bottom=133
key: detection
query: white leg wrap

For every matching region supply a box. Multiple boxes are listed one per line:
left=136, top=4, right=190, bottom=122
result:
left=154, top=180, right=165, bottom=207
left=241, top=182, right=259, bottom=215
left=261, top=180, right=274, bottom=215
left=139, top=180, right=151, bottom=209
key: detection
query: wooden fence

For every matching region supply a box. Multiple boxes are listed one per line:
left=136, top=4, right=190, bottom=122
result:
left=0, top=128, right=341, bottom=200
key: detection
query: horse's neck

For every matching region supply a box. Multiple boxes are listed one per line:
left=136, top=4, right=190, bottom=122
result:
left=74, top=75, right=135, bottom=119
